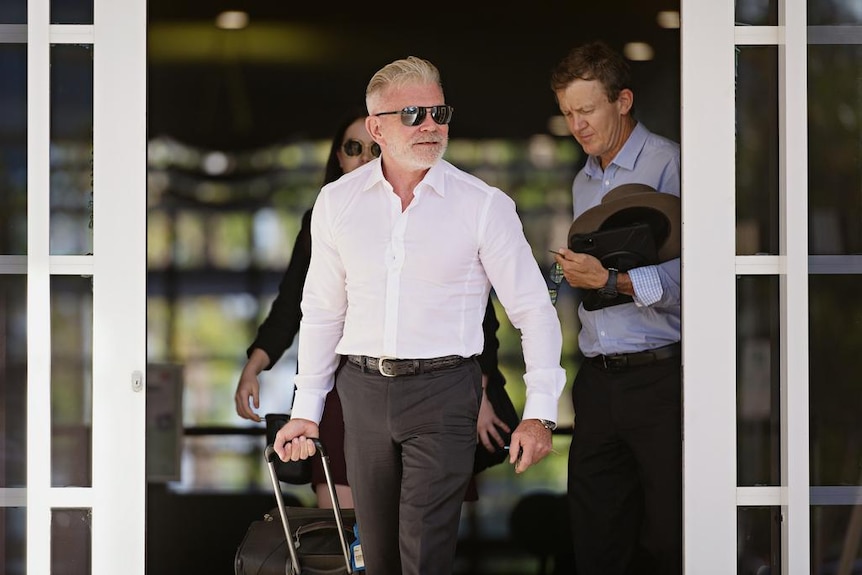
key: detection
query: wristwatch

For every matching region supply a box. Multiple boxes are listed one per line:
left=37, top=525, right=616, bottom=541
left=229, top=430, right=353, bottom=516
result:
left=597, top=267, right=619, bottom=299
left=538, top=419, right=557, bottom=431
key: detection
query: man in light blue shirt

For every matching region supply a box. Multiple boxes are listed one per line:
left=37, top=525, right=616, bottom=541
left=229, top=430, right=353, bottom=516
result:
left=550, top=41, right=682, bottom=575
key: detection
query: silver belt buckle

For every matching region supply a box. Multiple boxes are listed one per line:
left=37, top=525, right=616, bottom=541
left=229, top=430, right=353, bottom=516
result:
left=377, top=356, right=398, bottom=377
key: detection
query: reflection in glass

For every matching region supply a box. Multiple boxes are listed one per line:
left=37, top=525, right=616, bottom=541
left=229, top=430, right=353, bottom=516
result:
left=808, top=44, right=862, bottom=256
left=738, top=507, right=780, bottom=575
left=252, top=208, right=299, bottom=269
left=174, top=295, right=257, bottom=360
left=809, top=0, right=862, bottom=25
left=146, top=298, right=170, bottom=360
left=735, top=0, right=777, bottom=26
left=0, top=0, right=26, bottom=24
left=810, top=275, right=862, bottom=486
left=174, top=211, right=207, bottom=268
left=736, top=275, right=780, bottom=486
left=1, top=507, right=25, bottom=575
left=147, top=211, right=172, bottom=269
left=210, top=213, right=252, bottom=270
left=0, top=275, right=27, bottom=488
left=0, top=45, right=28, bottom=255
left=181, top=354, right=279, bottom=428
left=51, top=508, right=91, bottom=575
left=735, top=46, right=779, bottom=256
left=50, top=45, right=94, bottom=256
left=811, top=506, right=862, bottom=574
left=50, top=0, right=94, bottom=25
left=51, top=276, right=93, bottom=487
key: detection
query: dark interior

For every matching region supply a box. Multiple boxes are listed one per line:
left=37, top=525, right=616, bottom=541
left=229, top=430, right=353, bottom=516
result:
left=144, top=2, right=681, bottom=573
left=147, top=0, right=682, bottom=149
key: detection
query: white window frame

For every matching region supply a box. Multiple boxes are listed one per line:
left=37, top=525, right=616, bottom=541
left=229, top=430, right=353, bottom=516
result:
left=681, top=0, right=810, bottom=572
left=0, top=1, right=148, bottom=573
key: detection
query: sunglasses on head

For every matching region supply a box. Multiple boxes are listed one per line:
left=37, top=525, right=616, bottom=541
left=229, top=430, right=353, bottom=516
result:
left=374, top=105, right=454, bottom=127
left=342, top=139, right=381, bottom=158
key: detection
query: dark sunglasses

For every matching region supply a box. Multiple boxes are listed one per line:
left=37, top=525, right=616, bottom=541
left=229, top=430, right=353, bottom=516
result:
left=374, top=105, right=454, bottom=127
left=342, top=139, right=381, bottom=158
left=547, top=262, right=564, bottom=306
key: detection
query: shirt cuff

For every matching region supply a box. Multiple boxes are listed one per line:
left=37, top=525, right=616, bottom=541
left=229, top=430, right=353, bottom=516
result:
left=629, top=265, right=663, bottom=307
left=288, top=385, right=328, bottom=424
left=521, top=367, right=567, bottom=422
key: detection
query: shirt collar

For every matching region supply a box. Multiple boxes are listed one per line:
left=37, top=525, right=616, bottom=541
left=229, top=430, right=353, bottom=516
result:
left=420, top=160, right=447, bottom=197
left=583, top=121, right=647, bottom=177
left=366, top=157, right=448, bottom=198
left=613, top=122, right=647, bottom=171
left=365, top=158, right=387, bottom=190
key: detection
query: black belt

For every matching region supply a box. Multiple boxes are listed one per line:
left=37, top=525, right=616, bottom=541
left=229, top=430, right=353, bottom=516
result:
left=347, top=355, right=469, bottom=377
left=587, top=342, right=681, bottom=371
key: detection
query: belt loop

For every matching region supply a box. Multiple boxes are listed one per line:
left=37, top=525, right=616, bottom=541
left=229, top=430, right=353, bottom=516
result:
left=412, top=359, right=420, bottom=375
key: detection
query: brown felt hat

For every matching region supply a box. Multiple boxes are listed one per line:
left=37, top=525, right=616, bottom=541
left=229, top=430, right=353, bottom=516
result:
left=568, top=183, right=681, bottom=262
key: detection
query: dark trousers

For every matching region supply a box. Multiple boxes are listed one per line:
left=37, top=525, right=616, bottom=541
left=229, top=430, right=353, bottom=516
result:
left=337, top=359, right=481, bottom=575
left=568, top=357, right=682, bottom=575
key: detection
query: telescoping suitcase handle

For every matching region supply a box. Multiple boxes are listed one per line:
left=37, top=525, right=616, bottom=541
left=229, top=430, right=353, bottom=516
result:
left=264, top=439, right=353, bottom=575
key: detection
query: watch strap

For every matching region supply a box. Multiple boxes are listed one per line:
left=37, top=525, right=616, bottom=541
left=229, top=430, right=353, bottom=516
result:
left=597, top=267, right=619, bottom=299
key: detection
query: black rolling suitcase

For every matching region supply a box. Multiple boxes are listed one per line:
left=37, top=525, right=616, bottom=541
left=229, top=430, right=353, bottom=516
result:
left=234, top=439, right=358, bottom=575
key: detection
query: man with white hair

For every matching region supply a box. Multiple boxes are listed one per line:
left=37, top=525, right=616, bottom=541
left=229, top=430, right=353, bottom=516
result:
left=274, top=55, right=566, bottom=575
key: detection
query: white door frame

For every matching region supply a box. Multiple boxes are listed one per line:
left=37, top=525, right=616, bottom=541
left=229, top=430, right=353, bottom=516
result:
left=18, top=0, right=147, bottom=573
left=681, top=0, right=811, bottom=572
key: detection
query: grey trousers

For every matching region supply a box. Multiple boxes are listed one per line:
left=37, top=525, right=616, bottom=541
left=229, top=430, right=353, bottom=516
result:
left=337, top=358, right=481, bottom=575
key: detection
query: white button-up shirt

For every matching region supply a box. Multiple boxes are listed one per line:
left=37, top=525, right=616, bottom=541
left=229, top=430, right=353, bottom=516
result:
left=291, top=158, right=566, bottom=424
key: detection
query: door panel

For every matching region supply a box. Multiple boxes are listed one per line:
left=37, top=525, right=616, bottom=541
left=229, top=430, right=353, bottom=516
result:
left=0, top=1, right=146, bottom=573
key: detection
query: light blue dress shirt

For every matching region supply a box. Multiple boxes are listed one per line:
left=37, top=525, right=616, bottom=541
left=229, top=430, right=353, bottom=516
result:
left=572, top=122, right=681, bottom=357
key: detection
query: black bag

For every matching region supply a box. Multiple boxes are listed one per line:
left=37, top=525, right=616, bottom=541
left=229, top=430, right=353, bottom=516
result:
left=473, top=383, right=520, bottom=474
left=265, top=413, right=313, bottom=485
left=235, top=440, right=357, bottom=575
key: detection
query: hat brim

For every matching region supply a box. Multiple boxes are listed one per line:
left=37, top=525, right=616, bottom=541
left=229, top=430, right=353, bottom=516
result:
left=569, top=185, right=680, bottom=262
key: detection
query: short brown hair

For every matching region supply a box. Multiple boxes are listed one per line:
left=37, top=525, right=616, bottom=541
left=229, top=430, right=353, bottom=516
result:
left=550, top=41, right=631, bottom=103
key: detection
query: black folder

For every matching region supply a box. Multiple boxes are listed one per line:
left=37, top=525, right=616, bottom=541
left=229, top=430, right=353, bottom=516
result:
left=568, top=222, right=658, bottom=311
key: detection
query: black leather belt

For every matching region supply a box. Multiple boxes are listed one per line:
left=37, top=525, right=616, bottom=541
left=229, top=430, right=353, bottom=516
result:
left=347, top=355, right=468, bottom=377
left=587, top=342, right=681, bottom=371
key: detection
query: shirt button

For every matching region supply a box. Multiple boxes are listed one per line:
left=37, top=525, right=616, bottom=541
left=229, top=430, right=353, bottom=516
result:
left=600, top=331, right=606, bottom=336
left=604, top=180, right=610, bottom=186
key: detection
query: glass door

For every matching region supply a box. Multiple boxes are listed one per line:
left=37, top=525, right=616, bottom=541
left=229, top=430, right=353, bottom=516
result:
left=683, top=0, right=862, bottom=573
left=0, top=0, right=146, bottom=573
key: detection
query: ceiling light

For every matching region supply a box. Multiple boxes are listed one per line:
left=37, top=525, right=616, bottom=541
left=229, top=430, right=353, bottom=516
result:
left=215, top=10, right=249, bottom=30
left=656, top=10, right=681, bottom=29
left=623, top=42, right=654, bottom=62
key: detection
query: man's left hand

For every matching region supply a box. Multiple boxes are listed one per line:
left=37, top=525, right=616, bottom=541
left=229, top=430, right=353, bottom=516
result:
left=508, top=419, right=554, bottom=473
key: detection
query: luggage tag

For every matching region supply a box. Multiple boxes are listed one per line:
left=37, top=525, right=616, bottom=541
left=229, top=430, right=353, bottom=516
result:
left=350, top=523, right=366, bottom=571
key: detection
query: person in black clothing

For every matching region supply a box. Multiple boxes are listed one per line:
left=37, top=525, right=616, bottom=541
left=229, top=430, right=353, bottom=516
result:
left=235, top=107, right=512, bottom=507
